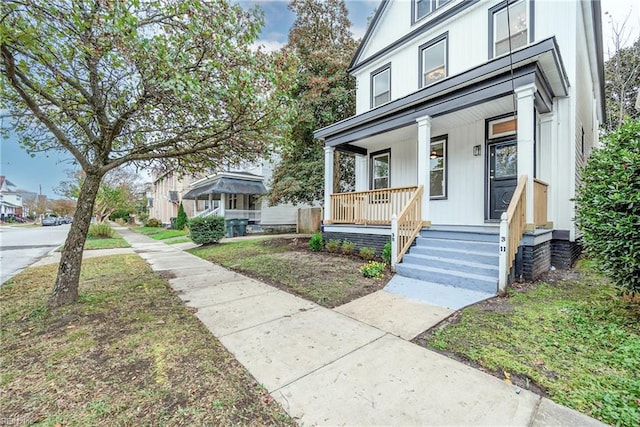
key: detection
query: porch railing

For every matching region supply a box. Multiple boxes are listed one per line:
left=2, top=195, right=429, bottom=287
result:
left=226, top=209, right=261, bottom=222
left=534, top=178, right=549, bottom=227
left=498, top=175, right=527, bottom=294
left=195, top=206, right=219, bottom=218
left=329, top=186, right=418, bottom=225
left=391, top=186, right=423, bottom=266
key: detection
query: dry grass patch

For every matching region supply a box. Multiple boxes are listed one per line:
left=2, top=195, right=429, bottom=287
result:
left=0, top=255, right=294, bottom=426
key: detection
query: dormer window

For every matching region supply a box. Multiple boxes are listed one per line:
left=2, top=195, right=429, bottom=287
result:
left=419, top=34, right=447, bottom=88
left=415, top=0, right=451, bottom=22
left=371, top=64, right=391, bottom=108
left=490, top=0, right=528, bottom=58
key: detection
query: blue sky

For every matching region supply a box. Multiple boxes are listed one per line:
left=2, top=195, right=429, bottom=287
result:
left=0, top=0, right=635, bottom=197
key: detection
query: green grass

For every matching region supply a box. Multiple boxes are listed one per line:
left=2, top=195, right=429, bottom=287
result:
left=132, top=226, right=165, bottom=235
left=84, top=236, right=131, bottom=250
left=0, top=255, right=294, bottom=426
left=189, top=238, right=388, bottom=308
left=148, top=230, right=189, bottom=240
left=420, top=264, right=640, bottom=426
left=165, top=237, right=194, bottom=245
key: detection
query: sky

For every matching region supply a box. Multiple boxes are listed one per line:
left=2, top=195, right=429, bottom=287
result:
left=0, top=0, right=636, bottom=198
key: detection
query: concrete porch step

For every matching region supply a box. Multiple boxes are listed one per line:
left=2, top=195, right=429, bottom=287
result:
left=415, top=237, right=498, bottom=253
left=409, top=245, right=499, bottom=265
left=394, top=263, right=498, bottom=295
left=402, top=253, right=499, bottom=277
left=421, top=229, right=499, bottom=243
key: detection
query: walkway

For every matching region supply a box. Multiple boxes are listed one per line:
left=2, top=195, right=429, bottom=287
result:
left=111, top=227, right=605, bottom=426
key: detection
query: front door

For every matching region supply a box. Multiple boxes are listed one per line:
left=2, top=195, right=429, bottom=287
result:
left=488, top=141, right=517, bottom=220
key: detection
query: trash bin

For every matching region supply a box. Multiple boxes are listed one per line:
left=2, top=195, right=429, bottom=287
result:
left=237, top=219, right=249, bottom=236
left=169, top=217, right=177, bottom=229
left=228, top=219, right=240, bottom=237
left=224, top=219, right=234, bottom=237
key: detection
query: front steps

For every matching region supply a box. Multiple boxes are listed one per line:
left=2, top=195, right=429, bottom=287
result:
left=394, top=228, right=499, bottom=295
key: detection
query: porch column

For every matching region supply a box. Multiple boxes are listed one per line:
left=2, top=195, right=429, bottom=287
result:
left=354, top=153, right=368, bottom=192
left=219, top=193, right=226, bottom=218
left=324, top=146, right=334, bottom=222
left=515, top=83, right=536, bottom=228
left=416, top=115, right=432, bottom=224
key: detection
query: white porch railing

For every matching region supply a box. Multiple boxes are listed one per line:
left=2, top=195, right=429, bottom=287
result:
left=226, top=209, right=261, bottom=222
left=195, top=206, right=219, bottom=218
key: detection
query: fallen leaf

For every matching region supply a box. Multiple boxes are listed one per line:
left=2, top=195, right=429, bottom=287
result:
left=534, top=358, right=545, bottom=366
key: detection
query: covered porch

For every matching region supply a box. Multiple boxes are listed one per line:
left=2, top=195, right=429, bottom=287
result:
left=182, top=172, right=267, bottom=223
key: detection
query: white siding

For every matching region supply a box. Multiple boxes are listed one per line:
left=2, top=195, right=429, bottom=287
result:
left=259, top=199, right=297, bottom=225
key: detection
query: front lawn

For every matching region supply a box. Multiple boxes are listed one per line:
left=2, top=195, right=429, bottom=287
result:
left=131, top=226, right=189, bottom=241
left=189, top=237, right=389, bottom=308
left=0, top=255, right=294, bottom=426
left=414, top=263, right=640, bottom=426
left=84, top=236, right=131, bottom=250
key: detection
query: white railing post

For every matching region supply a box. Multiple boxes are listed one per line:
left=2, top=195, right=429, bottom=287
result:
left=498, top=212, right=509, bottom=295
left=391, top=214, right=398, bottom=270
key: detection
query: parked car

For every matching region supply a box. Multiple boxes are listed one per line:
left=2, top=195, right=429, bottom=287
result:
left=42, top=217, right=59, bottom=226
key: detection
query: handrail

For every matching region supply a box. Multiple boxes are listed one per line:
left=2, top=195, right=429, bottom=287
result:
left=392, top=186, right=424, bottom=265
left=498, top=175, right=527, bottom=294
left=329, top=186, right=418, bottom=225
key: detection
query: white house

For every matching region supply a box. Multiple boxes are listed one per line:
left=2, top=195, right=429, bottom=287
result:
left=150, top=158, right=299, bottom=232
left=0, top=176, right=23, bottom=221
left=315, top=0, right=604, bottom=294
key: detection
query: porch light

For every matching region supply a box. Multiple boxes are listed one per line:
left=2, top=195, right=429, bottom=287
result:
left=430, top=150, right=438, bottom=159
left=473, top=145, right=482, bottom=156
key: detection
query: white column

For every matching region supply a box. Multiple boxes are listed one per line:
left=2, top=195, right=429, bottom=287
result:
left=324, top=146, right=335, bottom=222
left=219, top=193, right=226, bottom=218
left=354, top=153, right=368, bottom=192
left=416, top=115, right=432, bottom=224
left=515, top=83, right=536, bottom=227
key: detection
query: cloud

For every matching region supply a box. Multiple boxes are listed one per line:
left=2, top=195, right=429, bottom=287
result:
left=250, top=39, right=286, bottom=52
left=351, top=25, right=368, bottom=40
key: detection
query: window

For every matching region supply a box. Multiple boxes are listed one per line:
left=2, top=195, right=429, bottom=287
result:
left=371, top=64, right=390, bottom=108
left=370, top=150, right=390, bottom=190
left=430, top=137, right=447, bottom=198
left=227, top=194, right=237, bottom=210
left=419, top=35, right=447, bottom=87
left=491, top=0, right=528, bottom=57
left=415, top=0, right=451, bottom=22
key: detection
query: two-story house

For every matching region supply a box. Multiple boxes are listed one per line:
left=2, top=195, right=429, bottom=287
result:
left=0, top=176, right=23, bottom=221
left=316, top=0, right=604, bottom=295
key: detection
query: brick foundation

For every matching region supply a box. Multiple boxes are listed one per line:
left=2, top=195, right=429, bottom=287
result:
left=551, top=239, right=582, bottom=269
left=516, top=240, right=551, bottom=281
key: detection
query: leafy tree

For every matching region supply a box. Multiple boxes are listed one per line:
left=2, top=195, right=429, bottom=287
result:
left=268, top=0, right=357, bottom=206
left=175, top=201, right=187, bottom=230
left=574, top=119, right=640, bottom=295
left=1, top=0, right=291, bottom=306
left=49, top=199, right=76, bottom=217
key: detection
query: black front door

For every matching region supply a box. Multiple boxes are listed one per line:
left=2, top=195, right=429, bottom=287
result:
left=488, top=141, right=517, bottom=220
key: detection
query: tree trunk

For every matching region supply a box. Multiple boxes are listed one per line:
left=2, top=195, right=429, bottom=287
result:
left=49, top=172, right=103, bottom=307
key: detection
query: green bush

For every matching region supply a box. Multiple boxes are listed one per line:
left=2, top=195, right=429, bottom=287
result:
left=326, top=239, right=340, bottom=253
left=88, top=223, right=114, bottom=239
left=188, top=215, right=225, bottom=245
left=341, top=240, right=355, bottom=255
left=575, top=119, right=640, bottom=295
left=360, top=261, right=386, bottom=279
left=175, top=202, right=188, bottom=230
left=359, top=246, right=376, bottom=261
left=382, top=241, right=392, bottom=265
left=145, top=218, right=162, bottom=228
left=309, top=232, right=323, bottom=252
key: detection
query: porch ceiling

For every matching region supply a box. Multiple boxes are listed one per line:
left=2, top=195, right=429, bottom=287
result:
left=350, top=96, right=515, bottom=149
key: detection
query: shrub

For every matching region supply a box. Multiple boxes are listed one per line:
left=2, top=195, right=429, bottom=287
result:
left=309, top=232, right=323, bottom=252
left=115, top=218, right=126, bottom=226
left=188, top=215, right=225, bottom=245
left=326, top=239, right=340, bottom=253
left=175, top=202, right=188, bottom=230
left=359, top=246, right=376, bottom=261
left=575, top=119, right=640, bottom=295
left=145, top=218, right=162, bottom=228
left=88, top=223, right=114, bottom=239
left=360, top=261, right=386, bottom=279
left=341, top=240, right=355, bottom=255
left=382, top=241, right=392, bottom=265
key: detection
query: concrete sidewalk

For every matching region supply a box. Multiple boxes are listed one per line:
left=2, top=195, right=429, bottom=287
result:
left=112, top=226, right=605, bottom=426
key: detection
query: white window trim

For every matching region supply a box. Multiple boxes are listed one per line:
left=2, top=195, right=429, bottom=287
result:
left=371, top=65, right=391, bottom=108
left=419, top=34, right=448, bottom=88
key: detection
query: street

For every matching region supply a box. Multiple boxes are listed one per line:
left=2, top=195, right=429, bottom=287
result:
left=0, top=224, right=70, bottom=285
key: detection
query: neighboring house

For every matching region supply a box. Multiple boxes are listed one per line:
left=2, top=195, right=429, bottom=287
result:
left=150, top=159, right=298, bottom=231
left=315, top=0, right=604, bottom=294
left=0, top=176, right=23, bottom=221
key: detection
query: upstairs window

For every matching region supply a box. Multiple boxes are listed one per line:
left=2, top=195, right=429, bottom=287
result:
left=371, top=64, right=391, bottom=108
left=415, top=0, right=451, bottom=22
left=491, top=0, right=528, bottom=58
left=419, top=35, right=447, bottom=88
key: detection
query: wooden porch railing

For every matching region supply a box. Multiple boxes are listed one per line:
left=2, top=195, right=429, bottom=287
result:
left=498, top=175, right=527, bottom=294
left=391, top=186, right=423, bottom=265
left=534, top=178, right=549, bottom=227
left=329, top=186, right=418, bottom=225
